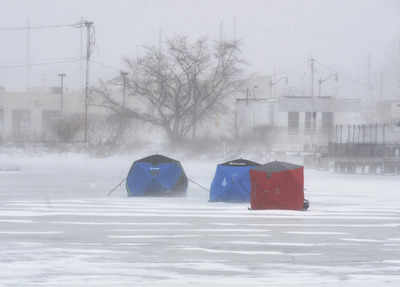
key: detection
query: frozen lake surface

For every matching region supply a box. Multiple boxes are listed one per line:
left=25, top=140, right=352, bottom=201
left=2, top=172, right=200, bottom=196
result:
left=0, top=153, right=399, bottom=286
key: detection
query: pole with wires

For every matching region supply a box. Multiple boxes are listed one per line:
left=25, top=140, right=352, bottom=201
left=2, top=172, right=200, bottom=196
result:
left=310, top=57, right=316, bottom=149
left=310, top=57, right=315, bottom=99
left=83, top=20, right=94, bottom=144
left=318, top=73, right=338, bottom=97
left=25, top=18, right=31, bottom=90
left=58, top=73, right=66, bottom=113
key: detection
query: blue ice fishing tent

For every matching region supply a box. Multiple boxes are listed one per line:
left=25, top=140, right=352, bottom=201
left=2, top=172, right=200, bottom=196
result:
left=209, top=159, right=261, bottom=202
left=126, top=154, right=188, bottom=197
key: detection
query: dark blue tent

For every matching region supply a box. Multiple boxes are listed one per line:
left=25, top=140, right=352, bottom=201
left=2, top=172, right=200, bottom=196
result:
left=209, top=159, right=261, bottom=202
left=126, top=154, right=188, bottom=197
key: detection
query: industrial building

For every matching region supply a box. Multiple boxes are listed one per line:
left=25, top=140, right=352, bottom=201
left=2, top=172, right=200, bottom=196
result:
left=0, top=87, right=86, bottom=142
left=235, top=95, right=362, bottom=151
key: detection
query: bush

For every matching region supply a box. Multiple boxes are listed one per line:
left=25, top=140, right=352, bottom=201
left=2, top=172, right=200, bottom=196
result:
left=49, top=114, right=84, bottom=142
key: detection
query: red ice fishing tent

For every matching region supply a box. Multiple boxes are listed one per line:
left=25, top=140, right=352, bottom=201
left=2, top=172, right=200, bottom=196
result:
left=249, top=161, right=304, bottom=210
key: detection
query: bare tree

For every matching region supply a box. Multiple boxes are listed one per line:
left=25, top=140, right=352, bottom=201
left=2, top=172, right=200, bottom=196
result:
left=91, top=36, right=244, bottom=142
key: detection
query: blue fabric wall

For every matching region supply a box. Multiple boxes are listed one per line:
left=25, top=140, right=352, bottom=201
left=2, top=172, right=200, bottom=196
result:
left=209, top=165, right=255, bottom=202
left=126, top=162, right=184, bottom=196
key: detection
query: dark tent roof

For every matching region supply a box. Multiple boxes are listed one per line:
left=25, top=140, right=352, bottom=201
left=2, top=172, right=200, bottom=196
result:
left=220, top=158, right=261, bottom=167
left=252, top=161, right=303, bottom=173
left=135, top=154, right=179, bottom=165
left=127, top=154, right=188, bottom=197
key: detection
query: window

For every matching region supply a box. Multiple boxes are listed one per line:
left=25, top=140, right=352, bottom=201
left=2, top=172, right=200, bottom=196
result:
left=288, top=112, right=299, bottom=134
left=42, top=110, right=61, bottom=141
left=305, top=112, right=318, bottom=133
left=322, top=112, right=334, bottom=131
left=305, top=112, right=312, bottom=133
left=12, top=110, right=31, bottom=140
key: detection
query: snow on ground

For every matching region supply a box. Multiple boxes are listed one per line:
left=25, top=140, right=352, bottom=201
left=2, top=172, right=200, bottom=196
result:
left=0, top=152, right=399, bottom=286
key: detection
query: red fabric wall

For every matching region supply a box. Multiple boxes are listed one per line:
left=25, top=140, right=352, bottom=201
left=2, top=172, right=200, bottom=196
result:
left=250, top=167, right=304, bottom=210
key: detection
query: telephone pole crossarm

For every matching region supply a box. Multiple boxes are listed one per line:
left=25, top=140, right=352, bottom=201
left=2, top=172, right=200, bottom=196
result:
left=269, top=75, right=288, bottom=98
left=318, top=72, right=338, bottom=97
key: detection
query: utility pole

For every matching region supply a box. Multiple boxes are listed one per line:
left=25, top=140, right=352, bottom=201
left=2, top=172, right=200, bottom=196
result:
left=80, top=17, right=85, bottom=94
left=253, top=85, right=258, bottom=98
left=270, top=75, right=288, bottom=98
left=58, top=73, right=66, bottom=113
left=83, top=20, right=93, bottom=143
left=318, top=73, right=338, bottom=97
left=120, top=71, right=128, bottom=107
left=219, top=20, right=224, bottom=43
left=310, top=57, right=316, bottom=148
left=26, top=18, right=31, bottom=91
left=398, top=40, right=400, bottom=90
left=367, top=54, right=371, bottom=94
left=233, top=16, right=237, bottom=42
left=270, top=76, right=273, bottom=98
left=310, top=57, right=315, bottom=99
left=367, top=54, right=375, bottom=103
left=318, top=79, right=322, bottom=98
left=117, top=71, right=129, bottom=142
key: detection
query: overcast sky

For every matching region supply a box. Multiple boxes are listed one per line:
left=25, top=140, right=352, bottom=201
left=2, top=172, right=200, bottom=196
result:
left=1, top=0, right=399, bottom=96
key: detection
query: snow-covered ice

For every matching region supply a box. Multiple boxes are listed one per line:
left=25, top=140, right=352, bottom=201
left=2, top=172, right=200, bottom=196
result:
left=0, top=153, right=399, bottom=286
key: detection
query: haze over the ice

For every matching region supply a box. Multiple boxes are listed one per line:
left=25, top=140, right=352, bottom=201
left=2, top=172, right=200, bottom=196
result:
left=1, top=0, right=399, bottom=91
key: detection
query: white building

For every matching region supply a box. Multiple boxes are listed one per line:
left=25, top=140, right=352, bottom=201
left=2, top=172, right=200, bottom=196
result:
left=235, top=95, right=362, bottom=151
left=0, top=87, right=94, bottom=142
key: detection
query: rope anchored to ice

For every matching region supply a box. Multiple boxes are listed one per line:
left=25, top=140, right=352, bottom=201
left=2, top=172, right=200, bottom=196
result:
left=187, top=177, right=209, bottom=192
left=107, top=176, right=209, bottom=196
left=107, top=177, right=126, bottom=196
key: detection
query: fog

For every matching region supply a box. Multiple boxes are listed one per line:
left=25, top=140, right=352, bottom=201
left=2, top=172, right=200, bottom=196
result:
left=1, top=0, right=399, bottom=93
left=1, top=1, right=400, bottom=286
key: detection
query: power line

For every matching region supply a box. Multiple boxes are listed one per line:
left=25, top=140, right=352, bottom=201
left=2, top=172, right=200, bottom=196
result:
left=0, top=22, right=82, bottom=32
left=91, top=60, right=121, bottom=72
left=0, top=58, right=81, bottom=69
left=313, top=58, right=370, bottom=88
left=0, top=19, right=86, bottom=90
left=313, top=59, right=337, bottom=73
